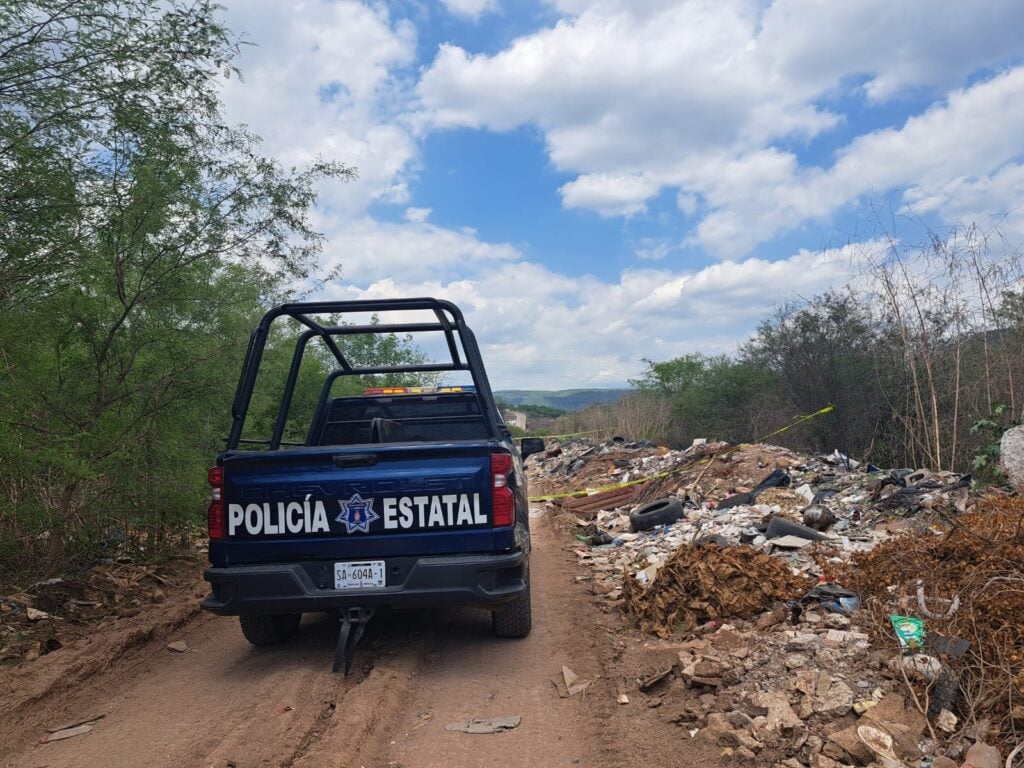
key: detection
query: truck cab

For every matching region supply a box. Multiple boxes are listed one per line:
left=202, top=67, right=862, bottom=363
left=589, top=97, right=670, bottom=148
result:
left=201, top=299, right=543, bottom=654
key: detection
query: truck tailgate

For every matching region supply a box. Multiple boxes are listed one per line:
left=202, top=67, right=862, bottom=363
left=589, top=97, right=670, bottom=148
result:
left=211, top=441, right=504, bottom=566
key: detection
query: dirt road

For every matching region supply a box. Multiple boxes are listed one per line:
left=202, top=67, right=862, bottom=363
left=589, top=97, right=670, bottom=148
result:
left=1, top=516, right=714, bottom=768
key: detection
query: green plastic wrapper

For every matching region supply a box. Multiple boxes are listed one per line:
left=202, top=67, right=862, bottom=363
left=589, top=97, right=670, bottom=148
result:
left=889, top=614, right=926, bottom=652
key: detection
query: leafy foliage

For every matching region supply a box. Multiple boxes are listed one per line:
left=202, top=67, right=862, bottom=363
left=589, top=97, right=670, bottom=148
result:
left=0, top=0, right=429, bottom=587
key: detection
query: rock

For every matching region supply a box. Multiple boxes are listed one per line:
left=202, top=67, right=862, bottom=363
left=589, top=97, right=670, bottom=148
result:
left=813, top=756, right=844, bottom=768
left=936, top=708, right=957, bottom=733
left=745, top=691, right=805, bottom=745
left=725, top=710, right=754, bottom=729
left=26, top=607, right=49, bottom=621
left=681, top=657, right=726, bottom=687
left=932, top=757, right=958, bottom=768
left=827, top=723, right=874, bottom=764
left=824, top=613, right=851, bottom=629
left=700, top=713, right=764, bottom=751
left=823, top=629, right=869, bottom=648
left=166, top=640, right=188, bottom=653
left=963, top=742, right=1001, bottom=768
left=814, top=681, right=854, bottom=717
left=787, top=632, right=820, bottom=652
left=1001, top=425, right=1024, bottom=489
left=785, top=653, right=809, bottom=669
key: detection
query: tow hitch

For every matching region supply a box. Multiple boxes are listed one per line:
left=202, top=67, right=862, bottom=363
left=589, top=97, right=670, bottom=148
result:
left=332, top=606, right=376, bottom=674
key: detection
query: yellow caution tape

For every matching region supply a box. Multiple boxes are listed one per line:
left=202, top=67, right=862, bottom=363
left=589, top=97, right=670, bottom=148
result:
left=526, top=405, right=835, bottom=504
left=750, top=405, right=835, bottom=443
left=528, top=471, right=672, bottom=502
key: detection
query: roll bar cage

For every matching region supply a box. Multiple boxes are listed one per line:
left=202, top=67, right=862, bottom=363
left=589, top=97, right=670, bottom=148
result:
left=226, top=298, right=504, bottom=450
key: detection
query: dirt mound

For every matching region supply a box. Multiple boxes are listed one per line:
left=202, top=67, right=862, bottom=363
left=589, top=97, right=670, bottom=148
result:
left=623, top=543, right=810, bottom=638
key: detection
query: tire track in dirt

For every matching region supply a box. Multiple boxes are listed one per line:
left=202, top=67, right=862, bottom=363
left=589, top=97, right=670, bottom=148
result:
left=2, top=517, right=717, bottom=768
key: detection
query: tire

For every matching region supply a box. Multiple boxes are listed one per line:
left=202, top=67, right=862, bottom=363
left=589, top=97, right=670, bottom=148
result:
left=629, top=498, right=684, bottom=532
left=239, top=613, right=302, bottom=646
left=492, top=582, right=532, bottom=638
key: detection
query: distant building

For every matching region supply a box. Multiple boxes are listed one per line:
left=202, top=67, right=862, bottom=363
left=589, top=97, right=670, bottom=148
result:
left=505, top=410, right=528, bottom=430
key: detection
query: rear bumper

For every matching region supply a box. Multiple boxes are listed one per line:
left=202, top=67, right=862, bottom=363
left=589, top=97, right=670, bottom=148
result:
left=201, top=551, right=527, bottom=615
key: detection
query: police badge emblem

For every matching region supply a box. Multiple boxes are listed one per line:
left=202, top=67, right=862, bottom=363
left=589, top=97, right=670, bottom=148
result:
left=336, top=493, right=379, bottom=534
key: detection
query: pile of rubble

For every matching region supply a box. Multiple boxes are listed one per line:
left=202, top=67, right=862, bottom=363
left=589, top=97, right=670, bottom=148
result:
left=528, top=436, right=1021, bottom=767
left=530, top=437, right=973, bottom=609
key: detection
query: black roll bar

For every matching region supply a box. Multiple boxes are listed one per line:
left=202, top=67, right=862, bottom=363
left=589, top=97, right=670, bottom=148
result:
left=228, top=298, right=502, bottom=450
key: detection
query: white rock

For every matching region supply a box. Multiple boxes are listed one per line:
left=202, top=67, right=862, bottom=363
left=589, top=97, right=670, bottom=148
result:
left=1002, top=425, right=1024, bottom=489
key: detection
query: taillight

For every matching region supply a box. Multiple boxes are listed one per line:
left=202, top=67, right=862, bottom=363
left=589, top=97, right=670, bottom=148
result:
left=491, top=453, right=514, bottom=527
left=207, top=466, right=224, bottom=540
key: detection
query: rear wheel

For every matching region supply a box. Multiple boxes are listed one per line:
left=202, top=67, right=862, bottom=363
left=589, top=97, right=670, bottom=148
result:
left=492, top=582, right=532, bottom=638
left=239, top=613, right=302, bottom=646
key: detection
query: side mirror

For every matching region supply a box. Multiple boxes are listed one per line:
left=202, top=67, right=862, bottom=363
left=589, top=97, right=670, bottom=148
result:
left=520, top=437, right=545, bottom=459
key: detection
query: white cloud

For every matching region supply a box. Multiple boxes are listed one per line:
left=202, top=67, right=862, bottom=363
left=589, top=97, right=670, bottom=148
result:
left=687, top=67, right=1024, bottom=256
left=321, top=240, right=879, bottom=388
left=440, top=0, right=499, bottom=21
left=404, top=206, right=432, bottom=222
left=219, top=0, right=417, bottom=215
left=560, top=173, right=660, bottom=217
left=216, top=1, right=1024, bottom=387
left=418, top=0, right=1024, bottom=256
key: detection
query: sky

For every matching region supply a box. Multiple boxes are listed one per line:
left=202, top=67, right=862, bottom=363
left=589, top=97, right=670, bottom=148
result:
left=217, top=0, right=1024, bottom=390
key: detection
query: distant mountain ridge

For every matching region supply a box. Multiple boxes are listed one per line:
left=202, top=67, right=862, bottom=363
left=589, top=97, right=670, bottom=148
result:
left=494, top=388, right=630, bottom=411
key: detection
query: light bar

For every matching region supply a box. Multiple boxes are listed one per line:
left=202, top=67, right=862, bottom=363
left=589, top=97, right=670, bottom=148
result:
left=361, top=385, right=477, bottom=396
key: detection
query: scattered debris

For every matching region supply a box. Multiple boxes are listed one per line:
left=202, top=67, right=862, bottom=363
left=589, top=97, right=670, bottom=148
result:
left=1, top=558, right=196, bottom=665
left=556, top=665, right=593, bottom=697
left=46, top=713, right=105, bottom=733
left=528, top=434, right=1014, bottom=762
left=638, top=665, right=673, bottom=691
left=39, top=724, right=94, bottom=743
left=444, top=716, right=521, bottom=734
left=623, top=542, right=809, bottom=637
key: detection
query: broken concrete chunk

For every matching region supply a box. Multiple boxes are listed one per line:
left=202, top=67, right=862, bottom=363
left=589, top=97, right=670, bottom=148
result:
left=813, top=680, right=854, bottom=717
left=786, top=632, right=820, bottom=652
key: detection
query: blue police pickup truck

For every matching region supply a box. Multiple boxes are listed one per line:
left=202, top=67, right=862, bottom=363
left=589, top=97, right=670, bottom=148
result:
left=201, top=298, right=543, bottom=671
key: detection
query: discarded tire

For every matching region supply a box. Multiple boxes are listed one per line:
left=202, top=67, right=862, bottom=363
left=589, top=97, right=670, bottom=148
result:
left=630, top=498, right=684, bottom=532
left=764, top=515, right=831, bottom=542
left=239, top=613, right=302, bottom=646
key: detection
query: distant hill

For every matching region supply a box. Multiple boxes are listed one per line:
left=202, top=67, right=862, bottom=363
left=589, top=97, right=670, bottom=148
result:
left=494, top=388, right=630, bottom=411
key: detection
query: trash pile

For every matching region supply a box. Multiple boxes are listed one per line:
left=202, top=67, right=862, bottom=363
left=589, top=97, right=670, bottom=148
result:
left=833, top=495, right=1024, bottom=751
left=528, top=435, right=1023, bottom=766
left=535, top=437, right=974, bottom=605
left=0, top=560, right=188, bottom=663
left=622, top=542, right=809, bottom=637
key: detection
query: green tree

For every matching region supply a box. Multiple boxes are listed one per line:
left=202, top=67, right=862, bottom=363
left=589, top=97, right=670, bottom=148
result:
left=0, top=0, right=364, bottom=581
left=743, top=292, right=885, bottom=455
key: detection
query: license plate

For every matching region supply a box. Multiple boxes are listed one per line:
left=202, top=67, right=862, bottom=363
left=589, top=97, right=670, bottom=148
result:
left=333, top=560, right=385, bottom=590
